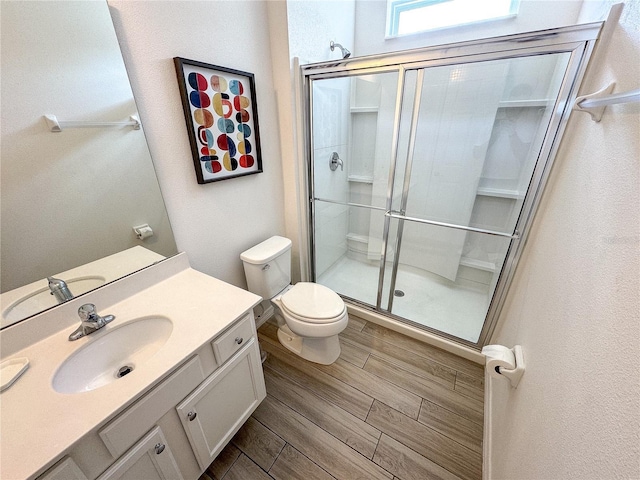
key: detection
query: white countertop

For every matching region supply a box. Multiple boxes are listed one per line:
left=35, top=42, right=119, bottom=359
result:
left=0, top=254, right=261, bottom=479
left=1, top=246, right=166, bottom=329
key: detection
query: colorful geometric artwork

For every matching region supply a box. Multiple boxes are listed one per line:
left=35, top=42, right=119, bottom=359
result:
left=174, top=58, right=263, bottom=184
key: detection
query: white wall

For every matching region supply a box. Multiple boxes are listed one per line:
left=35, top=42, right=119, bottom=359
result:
left=287, top=0, right=356, bottom=64
left=268, top=0, right=356, bottom=282
left=489, top=2, right=640, bottom=478
left=266, top=0, right=302, bottom=281
left=108, top=0, right=286, bottom=288
left=354, top=0, right=583, bottom=56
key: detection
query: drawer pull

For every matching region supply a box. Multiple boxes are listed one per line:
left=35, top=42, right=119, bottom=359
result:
left=212, top=314, right=253, bottom=364
left=154, top=443, right=165, bottom=455
left=187, top=411, right=197, bottom=421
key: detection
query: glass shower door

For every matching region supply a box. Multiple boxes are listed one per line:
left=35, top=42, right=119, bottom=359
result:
left=311, top=72, right=401, bottom=307
left=305, top=23, right=598, bottom=347
left=383, top=53, right=571, bottom=343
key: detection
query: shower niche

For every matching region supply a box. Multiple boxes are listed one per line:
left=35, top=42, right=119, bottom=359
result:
left=346, top=76, right=382, bottom=263
left=305, top=24, right=601, bottom=347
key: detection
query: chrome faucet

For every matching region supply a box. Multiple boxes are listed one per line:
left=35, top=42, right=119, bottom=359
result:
left=69, top=303, right=115, bottom=341
left=48, top=276, right=74, bottom=303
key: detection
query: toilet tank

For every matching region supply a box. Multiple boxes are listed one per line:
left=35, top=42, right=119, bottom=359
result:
left=240, top=236, right=292, bottom=300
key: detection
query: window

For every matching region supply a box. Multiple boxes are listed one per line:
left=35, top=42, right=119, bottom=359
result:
left=387, top=0, right=520, bottom=37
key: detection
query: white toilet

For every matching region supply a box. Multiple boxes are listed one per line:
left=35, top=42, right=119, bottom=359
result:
left=240, top=236, right=348, bottom=365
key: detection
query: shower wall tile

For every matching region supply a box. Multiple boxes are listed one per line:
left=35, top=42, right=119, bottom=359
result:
left=349, top=111, right=377, bottom=179
left=348, top=206, right=372, bottom=240
left=348, top=182, right=373, bottom=238
left=502, top=54, right=561, bottom=102
left=315, top=205, right=349, bottom=277
left=312, top=78, right=350, bottom=150
left=312, top=70, right=351, bottom=269
left=457, top=265, right=492, bottom=286
left=479, top=106, right=544, bottom=194
left=314, top=142, right=350, bottom=279
left=314, top=145, right=350, bottom=203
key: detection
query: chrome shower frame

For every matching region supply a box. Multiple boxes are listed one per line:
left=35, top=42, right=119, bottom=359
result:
left=301, top=23, right=602, bottom=349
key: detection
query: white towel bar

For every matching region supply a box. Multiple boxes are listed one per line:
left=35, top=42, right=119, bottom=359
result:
left=574, top=82, right=640, bottom=122
left=44, top=114, right=141, bottom=132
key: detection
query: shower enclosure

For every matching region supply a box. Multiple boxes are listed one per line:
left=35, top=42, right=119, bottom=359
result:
left=302, top=24, right=601, bottom=348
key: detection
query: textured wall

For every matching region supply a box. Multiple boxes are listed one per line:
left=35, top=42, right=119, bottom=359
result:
left=268, top=0, right=356, bottom=281
left=108, top=0, right=286, bottom=288
left=490, top=2, right=640, bottom=478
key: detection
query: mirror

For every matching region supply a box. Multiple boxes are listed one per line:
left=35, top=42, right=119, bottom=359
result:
left=0, top=1, right=178, bottom=327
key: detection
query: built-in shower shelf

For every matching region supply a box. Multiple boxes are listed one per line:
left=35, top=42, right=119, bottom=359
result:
left=476, top=187, right=523, bottom=200
left=348, top=175, right=374, bottom=184
left=350, top=106, right=379, bottom=113
left=497, top=99, right=550, bottom=108
left=346, top=232, right=370, bottom=245
left=346, top=232, right=395, bottom=262
left=460, top=256, right=496, bottom=273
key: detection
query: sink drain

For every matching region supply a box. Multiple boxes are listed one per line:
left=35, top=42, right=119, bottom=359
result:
left=394, top=289, right=405, bottom=297
left=116, top=365, right=134, bottom=378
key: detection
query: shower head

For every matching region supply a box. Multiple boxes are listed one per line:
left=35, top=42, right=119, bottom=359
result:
left=330, top=41, right=351, bottom=59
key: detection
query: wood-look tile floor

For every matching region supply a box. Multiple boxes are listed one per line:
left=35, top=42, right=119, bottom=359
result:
left=199, top=316, right=484, bottom=480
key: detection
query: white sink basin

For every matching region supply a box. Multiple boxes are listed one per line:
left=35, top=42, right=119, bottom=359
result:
left=52, top=316, right=173, bottom=394
left=2, top=276, right=106, bottom=324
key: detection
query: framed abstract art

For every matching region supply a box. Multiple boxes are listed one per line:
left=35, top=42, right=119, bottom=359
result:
left=174, top=57, right=263, bottom=184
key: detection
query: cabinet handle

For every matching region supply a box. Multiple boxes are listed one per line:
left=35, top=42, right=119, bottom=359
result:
left=187, top=411, right=197, bottom=421
left=154, top=443, right=165, bottom=455
left=235, top=337, right=244, bottom=345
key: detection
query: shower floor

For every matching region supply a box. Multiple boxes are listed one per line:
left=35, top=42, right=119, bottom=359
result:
left=318, top=255, right=490, bottom=342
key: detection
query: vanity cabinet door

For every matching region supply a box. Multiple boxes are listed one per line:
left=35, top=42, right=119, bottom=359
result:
left=176, top=338, right=266, bottom=469
left=97, top=426, right=182, bottom=480
left=37, top=457, right=88, bottom=480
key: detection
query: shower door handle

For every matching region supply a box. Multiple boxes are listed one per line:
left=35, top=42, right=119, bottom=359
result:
left=384, top=210, right=519, bottom=238
left=329, top=152, right=343, bottom=171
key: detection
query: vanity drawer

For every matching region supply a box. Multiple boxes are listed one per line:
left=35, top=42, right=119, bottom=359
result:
left=212, top=314, right=254, bottom=365
left=99, top=355, right=204, bottom=458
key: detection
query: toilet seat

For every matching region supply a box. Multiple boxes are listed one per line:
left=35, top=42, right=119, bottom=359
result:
left=280, top=282, right=346, bottom=324
left=281, top=304, right=347, bottom=325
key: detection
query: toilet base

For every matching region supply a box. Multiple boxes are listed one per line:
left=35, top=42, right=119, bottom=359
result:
left=277, top=324, right=341, bottom=365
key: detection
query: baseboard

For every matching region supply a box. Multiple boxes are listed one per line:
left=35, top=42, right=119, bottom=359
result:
left=345, top=302, right=485, bottom=365
left=482, top=372, right=512, bottom=479
left=483, top=373, right=493, bottom=480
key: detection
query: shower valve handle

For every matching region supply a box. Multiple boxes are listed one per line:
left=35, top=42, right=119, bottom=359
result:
left=330, top=152, right=343, bottom=171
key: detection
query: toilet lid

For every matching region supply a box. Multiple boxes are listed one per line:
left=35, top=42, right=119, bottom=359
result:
left=280, top=283, right=345, bottom=322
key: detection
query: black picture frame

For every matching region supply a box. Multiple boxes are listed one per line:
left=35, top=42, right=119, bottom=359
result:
left=174, top=57, right=263, bottom=184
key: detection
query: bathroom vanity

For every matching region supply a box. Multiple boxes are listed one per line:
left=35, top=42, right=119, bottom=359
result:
left=0, top=254, right=265, bottom=480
